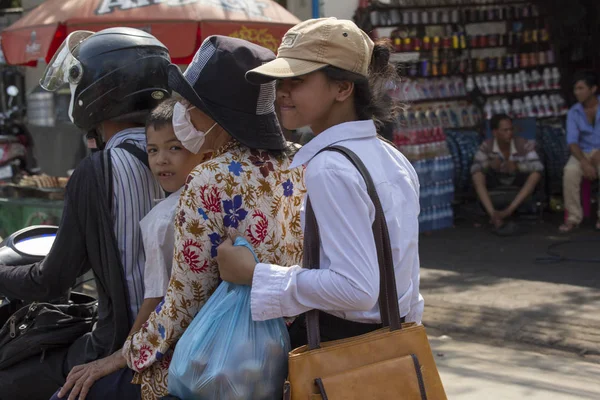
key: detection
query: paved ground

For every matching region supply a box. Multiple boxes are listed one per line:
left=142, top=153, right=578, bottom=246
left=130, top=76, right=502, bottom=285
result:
left=430, top=333, right=600, bottom=399
left=419, top=210, right=600, bottom=357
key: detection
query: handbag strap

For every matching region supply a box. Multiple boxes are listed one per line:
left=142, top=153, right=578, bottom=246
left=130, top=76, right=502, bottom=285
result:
left=304, top=145, right=402, bottom=350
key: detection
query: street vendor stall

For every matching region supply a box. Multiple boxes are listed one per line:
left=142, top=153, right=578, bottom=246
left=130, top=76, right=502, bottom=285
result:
left=0, top=0, right=298, bottom=237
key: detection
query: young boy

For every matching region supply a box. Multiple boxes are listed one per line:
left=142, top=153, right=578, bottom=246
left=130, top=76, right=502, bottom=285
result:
left=56, top=98, right=207, bottom=400
left=137, top=97, right=209, bottom=326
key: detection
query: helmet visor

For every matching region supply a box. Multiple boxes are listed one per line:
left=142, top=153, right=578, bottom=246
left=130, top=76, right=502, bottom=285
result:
left=40, top=31, right=94, bottom=92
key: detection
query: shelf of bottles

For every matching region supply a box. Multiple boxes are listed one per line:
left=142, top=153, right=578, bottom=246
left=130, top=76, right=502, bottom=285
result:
left=392, top=115, right=469, bottom=232
left=394, top=125, right=455, bottom=232
left=364, top=0, right=566, bottom=118
left=360, top=0, right=566, bottom=231
left=469, top=67, right=568, bottom=119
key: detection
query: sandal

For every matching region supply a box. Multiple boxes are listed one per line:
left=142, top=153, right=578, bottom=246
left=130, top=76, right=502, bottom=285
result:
left=559, top=222, right=578, bottom=233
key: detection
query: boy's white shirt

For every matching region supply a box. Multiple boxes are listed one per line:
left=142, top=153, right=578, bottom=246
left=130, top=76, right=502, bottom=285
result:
left=140, top=187, right=183, bottom=299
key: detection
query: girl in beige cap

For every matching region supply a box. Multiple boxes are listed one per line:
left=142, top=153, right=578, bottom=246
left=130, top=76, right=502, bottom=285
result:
left=217, top=18, right=424, bottom=348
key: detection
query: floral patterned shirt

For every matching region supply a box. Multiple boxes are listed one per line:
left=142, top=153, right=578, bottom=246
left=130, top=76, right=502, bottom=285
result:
left=122, top=140, right=305, bottom=399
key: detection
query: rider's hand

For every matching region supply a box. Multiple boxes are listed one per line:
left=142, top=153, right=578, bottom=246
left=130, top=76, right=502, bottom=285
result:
left=58, top=351, right=127, bottom=400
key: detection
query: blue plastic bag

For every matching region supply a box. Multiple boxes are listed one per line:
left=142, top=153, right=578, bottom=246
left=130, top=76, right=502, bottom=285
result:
left=168, top=237, right=291, bottom=400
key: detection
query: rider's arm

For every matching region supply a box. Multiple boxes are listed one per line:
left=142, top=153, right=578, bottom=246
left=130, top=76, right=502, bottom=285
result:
left=0, top=163, right=89, bottom=301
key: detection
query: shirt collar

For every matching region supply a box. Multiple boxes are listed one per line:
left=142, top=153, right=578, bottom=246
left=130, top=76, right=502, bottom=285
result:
left=105, top=127, right=147, bottom=149
left=492, top=138, right=517, bottom=156
left=290, top=120, right=377, bottom=169
left=572, top=96, right=600, bottom=115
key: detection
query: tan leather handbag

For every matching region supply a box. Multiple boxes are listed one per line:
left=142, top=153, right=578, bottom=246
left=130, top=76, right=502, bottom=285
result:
left=284, top=145, right=447, bottom=400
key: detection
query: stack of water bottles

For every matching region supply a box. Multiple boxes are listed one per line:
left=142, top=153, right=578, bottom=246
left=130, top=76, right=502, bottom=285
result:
left=395, top=126, right=454, bottom=232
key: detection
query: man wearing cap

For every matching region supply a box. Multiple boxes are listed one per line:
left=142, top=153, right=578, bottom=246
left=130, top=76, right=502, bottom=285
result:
left=0, top=28, right=170, bottom=400
left=121, top=36, right=305, bottom=398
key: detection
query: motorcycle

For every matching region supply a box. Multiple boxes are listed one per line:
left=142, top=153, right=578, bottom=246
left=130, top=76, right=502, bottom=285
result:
left=0, top=85, right=38, bottom=184
left=0, top=225, right=58, bottom=326
left=0, top=226, right=96, bottom=330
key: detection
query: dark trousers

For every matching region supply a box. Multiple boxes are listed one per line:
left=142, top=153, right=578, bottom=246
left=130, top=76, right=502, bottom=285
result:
left=49, top=367, right=140, bottom=400
left=484, top=171, right=535, bottom=212
left=0, top=347, right=68, bottom=400
left=288, top=312, right=389, bottom=349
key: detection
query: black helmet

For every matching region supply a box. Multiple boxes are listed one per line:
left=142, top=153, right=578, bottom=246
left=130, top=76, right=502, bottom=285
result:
left=41, top=27, right=171, bottom=131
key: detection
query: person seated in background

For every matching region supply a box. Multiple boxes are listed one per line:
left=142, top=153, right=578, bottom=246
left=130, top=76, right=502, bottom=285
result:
left=559, top=71, right=600, bottom=233
left=471, top=113, right=543, bottom=234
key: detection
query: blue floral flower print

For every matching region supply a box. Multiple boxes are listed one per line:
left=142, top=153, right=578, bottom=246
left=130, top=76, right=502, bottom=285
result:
left=156, top=351, right=164, bottom=361
left=222, top=195, right=248, bottom=228
left=155, top=299, right=165, bottom=314
left=228, top=161, right=243, bottom=176
left=198, top=208, right=209, bottom=220
left=209, top=232, right=221, bottom=258
left=283, top=179, right=294, bottom=197
left=158, top=324, right=166, bottom=339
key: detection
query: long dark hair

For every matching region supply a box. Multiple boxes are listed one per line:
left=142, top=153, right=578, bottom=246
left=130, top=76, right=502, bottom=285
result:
left=322, top=38, right=400, bottom=132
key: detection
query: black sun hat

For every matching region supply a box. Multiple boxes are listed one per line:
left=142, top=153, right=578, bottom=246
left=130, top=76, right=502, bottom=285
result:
left=168, top=35, right=286, bottom=151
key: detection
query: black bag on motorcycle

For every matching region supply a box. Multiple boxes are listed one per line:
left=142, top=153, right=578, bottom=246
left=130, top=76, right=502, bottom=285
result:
left=0, top=292, right=97, bottom=370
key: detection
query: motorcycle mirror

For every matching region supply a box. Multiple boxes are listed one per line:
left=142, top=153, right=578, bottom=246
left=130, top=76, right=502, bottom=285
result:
left=6, top=86, right=19, bottom=97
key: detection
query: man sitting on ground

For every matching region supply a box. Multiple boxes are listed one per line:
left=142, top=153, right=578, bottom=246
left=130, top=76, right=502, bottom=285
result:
left=471, top=113, right=543, bottom=234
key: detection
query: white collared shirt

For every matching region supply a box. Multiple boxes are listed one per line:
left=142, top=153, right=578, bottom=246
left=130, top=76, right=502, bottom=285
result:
left=251, top=120, right=424, bottom=324
left=140, top=188, right=182, bottom=299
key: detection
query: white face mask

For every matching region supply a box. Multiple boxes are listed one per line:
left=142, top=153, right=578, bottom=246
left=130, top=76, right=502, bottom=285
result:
left=172, top=101, right=218, bottom=154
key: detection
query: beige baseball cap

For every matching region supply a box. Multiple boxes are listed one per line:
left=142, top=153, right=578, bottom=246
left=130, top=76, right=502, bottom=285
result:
left=246, top=18, right=374, bottom=84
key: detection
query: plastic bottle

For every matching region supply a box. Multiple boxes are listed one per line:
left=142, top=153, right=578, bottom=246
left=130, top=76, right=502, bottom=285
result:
left=520, top=70, right=529, bottom=91
left=551, top=67, right=561, bottom=89
left=498, top=74, right=506, bottom=93
left=524, top=96, right=535, bottom=117
left=492, top=100, right=503, bottom=115
left=531, top=70, right=542, bottom=90
left=490, top=75, right=499, bottom=94
left=432, top=206, right=439, bottom=231
left=426, top=207, right=434, bottom=232
left=558, top=94, right=568, bottom=114
left=442, top=158, right=449, bottom=182
left=455, top=78, right=466, bottom=96
left=431, top=157, right=439, bottom=183
left=466, top=76, right=475, bottom=93
left=549, top=94, right=560, bottom=116
left=421, top=207, right=428, bottom=232
left=543, top=68, right=552, bottom=90
left=541, top=94, right=551, bottom=117
left=481, top=75, right=491, bottom=94
left=506, top=73, right=514, bottom=93
left=439, top=204, right=448, bottom=229
left=475, top=75, right=484, bottom=92
left=446, top=204, right=454, bottom=228
left=501, top=98, right=512, bottom=116
left=512, top=98, right=523, bottom=118
left=448, top=156, right=455, bottom=181
left=514, top=73, right=522, bottom=92
left=532, top=95, right=543, bottom=117
left=484, top=103, right=493, bottom=120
